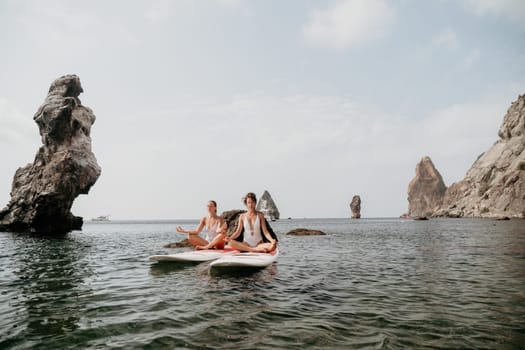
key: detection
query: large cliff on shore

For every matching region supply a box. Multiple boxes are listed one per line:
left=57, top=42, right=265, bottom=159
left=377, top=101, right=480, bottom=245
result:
left=0, top=75, right=101, bottom=234
left=407, top=94, right=525, bottom=218
left=435, top=94, right=525, bottom=218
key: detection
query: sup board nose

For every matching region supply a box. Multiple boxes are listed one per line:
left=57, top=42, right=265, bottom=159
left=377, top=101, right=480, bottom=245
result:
left=149, top=249, right=238, bottom=262
left=209, top=249, right=279, bottom=268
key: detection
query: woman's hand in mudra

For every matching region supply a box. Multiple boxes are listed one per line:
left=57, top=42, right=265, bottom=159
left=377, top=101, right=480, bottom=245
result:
left=175, top=226, right=186, bottom=234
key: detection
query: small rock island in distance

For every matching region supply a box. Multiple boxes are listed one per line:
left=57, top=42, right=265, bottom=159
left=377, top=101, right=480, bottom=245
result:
left=350, top=195, right=361, bottom=219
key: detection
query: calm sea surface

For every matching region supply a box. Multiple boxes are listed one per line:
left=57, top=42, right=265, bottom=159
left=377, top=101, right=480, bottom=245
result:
left=1, top=218, right=524, bottom=349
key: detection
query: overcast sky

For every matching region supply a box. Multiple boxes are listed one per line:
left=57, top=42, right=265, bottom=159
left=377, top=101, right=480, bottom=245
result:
left=1, top=0, right=524, bottom=219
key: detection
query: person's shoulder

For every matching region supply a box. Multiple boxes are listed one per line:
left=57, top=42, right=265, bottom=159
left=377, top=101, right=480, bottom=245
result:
left=201, top=216, right=207, bottom=223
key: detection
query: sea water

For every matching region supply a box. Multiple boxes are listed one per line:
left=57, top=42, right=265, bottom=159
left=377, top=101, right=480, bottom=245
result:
left=1, top=218, right=524, bottom=349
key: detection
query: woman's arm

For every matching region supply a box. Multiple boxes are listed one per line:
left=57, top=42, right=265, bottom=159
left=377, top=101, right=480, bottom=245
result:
left=217, top=217, right=227, bottom=234
left=176, top=217, right=205, bottom=235
left=259, top=213, right=276, bottom=244
left=227, top=214, right=244, bottom=241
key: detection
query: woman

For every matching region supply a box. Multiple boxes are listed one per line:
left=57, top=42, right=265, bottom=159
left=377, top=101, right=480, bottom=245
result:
left=226, top=192, right=277, bottom=253
left=176, top=200, right=227, bottom=250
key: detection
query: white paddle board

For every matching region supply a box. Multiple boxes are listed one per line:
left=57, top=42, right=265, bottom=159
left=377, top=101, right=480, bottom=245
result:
left=209, top=249, right=279, bottom=268
left=149, top=249, right=237, bottom=262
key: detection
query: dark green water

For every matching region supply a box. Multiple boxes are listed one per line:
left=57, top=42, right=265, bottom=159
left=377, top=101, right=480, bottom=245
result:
left=1, top=218, right=524, bottom=349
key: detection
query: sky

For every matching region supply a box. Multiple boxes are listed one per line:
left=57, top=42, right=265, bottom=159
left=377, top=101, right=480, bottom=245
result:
left=1, top=0, right=524, bottom=219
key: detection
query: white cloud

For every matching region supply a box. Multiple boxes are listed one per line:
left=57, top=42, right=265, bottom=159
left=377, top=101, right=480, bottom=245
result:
left=15, top=1, right=140, bottom=51
left=302, top=0, right=396, bottom=50
left=462, top=0, right=525, bottom=28
left=462, top=48, right=481, bottom=69
left=432, top=28, right=459, bottom=50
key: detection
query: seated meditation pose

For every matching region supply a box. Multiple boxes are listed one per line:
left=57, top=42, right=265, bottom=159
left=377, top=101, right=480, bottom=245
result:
left=175, top=200, right=226, bottom=250
left=226, top=192, right=277, bottom=253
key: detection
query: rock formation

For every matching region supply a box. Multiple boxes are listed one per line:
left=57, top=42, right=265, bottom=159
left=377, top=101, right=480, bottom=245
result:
left=350, top=195, right=361, bottom=218
left=221, top=209, right=246, bottom=235
left=164, top=239, right=192, bottom=248
left=406, top=94, right=525, bottom=218
left=435, top=94, right=525, bottom=218
left=286, top=228, right=326, bottom=236
left=0, top=75, right=101, bottom=234
left=407, top=156, right=447, bottom=218
left=256, top=190, right=280, bottom=220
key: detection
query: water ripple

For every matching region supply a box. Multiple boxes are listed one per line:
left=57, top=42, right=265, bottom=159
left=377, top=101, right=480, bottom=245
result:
left=1, top=218, right=525, bottom=349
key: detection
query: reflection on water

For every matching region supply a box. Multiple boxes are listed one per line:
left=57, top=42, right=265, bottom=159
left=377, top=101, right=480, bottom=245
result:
left=207, top=264, right=278, bottom=279
left=1, top=218, right=524, bottom=349
left=149, top=261, right=200, bottom=276
left=1, top=233, right=92, bottom=348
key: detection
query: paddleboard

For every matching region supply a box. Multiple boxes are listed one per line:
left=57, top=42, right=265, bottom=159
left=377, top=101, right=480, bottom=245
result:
left=149, top=249, right=237, bottom=262
left=209, top=249, right=279, bottom=269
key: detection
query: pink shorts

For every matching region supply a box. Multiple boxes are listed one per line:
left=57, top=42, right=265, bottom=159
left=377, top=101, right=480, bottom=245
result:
left=214, top=240, right=225, bottom=250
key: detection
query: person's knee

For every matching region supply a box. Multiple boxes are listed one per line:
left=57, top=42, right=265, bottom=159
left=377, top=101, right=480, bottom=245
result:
left=188, top=235, right=201, bottom=244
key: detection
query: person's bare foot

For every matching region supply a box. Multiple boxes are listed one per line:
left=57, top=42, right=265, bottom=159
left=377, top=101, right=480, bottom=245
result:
left=195, top=245, right=208, bottom=250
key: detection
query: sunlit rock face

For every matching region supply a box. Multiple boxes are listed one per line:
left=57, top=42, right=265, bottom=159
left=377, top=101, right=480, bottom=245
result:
left=435, top=94, right=525, bottom=218
left=407, top=94, right=525, bottom=219
left=407, top=156, right=447, bottom=218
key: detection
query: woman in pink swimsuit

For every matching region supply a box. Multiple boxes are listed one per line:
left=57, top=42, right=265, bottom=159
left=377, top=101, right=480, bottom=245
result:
left=175, top=200, right=226, bottom=250
left=226, top=192, right=277, bottom=253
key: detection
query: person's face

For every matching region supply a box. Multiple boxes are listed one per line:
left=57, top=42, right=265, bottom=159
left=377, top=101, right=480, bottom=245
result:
left=207, top=202, right=216, bottom=214
left=246, top=197, right=256, bottom=210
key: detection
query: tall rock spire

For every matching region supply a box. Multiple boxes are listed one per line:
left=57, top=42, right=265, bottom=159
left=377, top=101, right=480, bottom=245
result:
left=0, top=74, right=101, bottom=234
left=407, top=156, right=447, bottom=218
left=350, top=195, right=361, bottom=218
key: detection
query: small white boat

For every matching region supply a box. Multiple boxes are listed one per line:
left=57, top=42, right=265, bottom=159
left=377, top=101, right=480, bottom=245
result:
left=91, top=215, right=110, bottom=221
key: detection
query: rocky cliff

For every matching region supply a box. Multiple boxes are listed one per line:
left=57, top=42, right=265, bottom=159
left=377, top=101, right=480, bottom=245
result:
left=0, top=75, right=101, bottom=234
left=256, top=190, right=280, bottom=220
left=407, top=156, right=447, bottom=218
left=407, top=94, right=525, bottom=218
left=350, top=195, right=361, bottom=218
left=435, top=94, right=525, bottom=218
